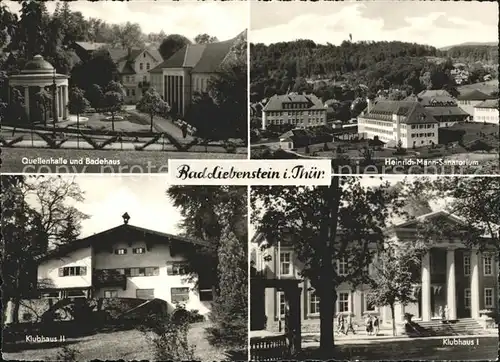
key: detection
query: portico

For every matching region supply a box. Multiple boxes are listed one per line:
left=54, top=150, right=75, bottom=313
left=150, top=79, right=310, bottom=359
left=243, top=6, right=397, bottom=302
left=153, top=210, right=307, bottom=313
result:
left=8, top=54, right=69, bottom=123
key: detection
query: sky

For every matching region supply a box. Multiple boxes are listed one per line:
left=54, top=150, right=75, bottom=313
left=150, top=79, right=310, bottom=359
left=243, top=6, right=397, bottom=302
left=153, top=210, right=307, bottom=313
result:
left=250, top=1, right=499, bottom=48
left=29, top=175, right=184, bottom=238
left=4, top=0, right=248, bottom=42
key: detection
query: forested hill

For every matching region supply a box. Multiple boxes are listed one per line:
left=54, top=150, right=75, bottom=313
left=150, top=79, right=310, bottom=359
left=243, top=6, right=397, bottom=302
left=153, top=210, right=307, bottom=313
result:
left=250, top=40, right=439, bottom=79
left=444, top=45, right=498, bottom=64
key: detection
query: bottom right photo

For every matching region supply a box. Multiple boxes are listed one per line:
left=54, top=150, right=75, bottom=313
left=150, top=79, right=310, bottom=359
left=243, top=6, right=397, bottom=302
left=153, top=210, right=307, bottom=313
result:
left=249, top=176, right=499, bottom=361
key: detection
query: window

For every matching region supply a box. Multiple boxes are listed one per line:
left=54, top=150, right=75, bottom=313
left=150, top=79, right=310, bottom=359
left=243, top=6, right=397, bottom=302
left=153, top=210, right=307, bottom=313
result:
left=337, top=257, right=348, bottom=276
left=143, top=53, right=146, bottom=58
left=41, top=291, right=60, bottom=299
left=279, top=252, right=291, bottom=276
left=364, top=293, right=376, bottom=311
left=484, top=288, right=494, bottom=308
left=309, top=290, right=320, bottom=315
left=337, top=292, right=349, bottom=313
left=171, top=287, right=189, bottom=303
left=464, top=288, right=471, bottom=309
left=65, top=289, right=86, bottom=298
left=139, top=63, right=143, bottom=70
left=115, top=248, right=127, bottom=255
left=146, top=63, right=150, bottom=70
left=131, top=89, right=136, bottom=96
left=483, top=255, right=493, bottom=276
left=133, top=247, right=146, bottom=254
left=167, top=262, right=189, bottom=275
left=126, top=89, right=130, bottom=96
left=123, top=268, right=131, bottom=276
left=136, top=289, right=154, bottom=300
left=59, top=266, right=87, bottom=277
left=104, top=290, right=118, bottom=298
left=463, top=255, right=470, bottom=276
left=130, top=268, right=146, bottom=277
left=145, top=267, right=159, bottom=276
left=277, top=291, right=286, bottom=317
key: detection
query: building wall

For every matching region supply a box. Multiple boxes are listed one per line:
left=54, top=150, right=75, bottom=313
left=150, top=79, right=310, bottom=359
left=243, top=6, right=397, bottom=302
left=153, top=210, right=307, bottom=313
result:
left=458, top=100, right=483, bottom=117
left=150, top=73, right=163, bottom=96
left=192, top=73, right=214, bottom=94
left=93, top=241, right=210, bottom=314
left=474, top=107, right=499, bottom=124
left=133, top=50, right=159, bottom=82
left=261, top=109, right=327, bottom=129
left=38, top=248, right=92, bottom=289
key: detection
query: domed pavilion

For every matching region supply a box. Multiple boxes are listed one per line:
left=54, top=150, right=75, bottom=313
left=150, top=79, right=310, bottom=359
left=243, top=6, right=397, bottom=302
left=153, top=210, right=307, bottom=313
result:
left=8, top=54, right=69, bottom=123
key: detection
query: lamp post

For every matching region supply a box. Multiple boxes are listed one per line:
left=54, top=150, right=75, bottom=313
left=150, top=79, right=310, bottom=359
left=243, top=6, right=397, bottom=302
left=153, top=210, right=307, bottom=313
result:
left=51, top=68, right=58, bottom=136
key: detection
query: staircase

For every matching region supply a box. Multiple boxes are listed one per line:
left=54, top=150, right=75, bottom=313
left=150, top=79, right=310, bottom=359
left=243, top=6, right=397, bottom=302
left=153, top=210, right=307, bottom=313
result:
left=407, top=318, right=491, bottom=337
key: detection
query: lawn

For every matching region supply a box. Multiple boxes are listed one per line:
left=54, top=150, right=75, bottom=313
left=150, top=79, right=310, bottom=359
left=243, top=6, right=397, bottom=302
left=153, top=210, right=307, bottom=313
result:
left=2, top=322, right=231, bottom=361
left=298, top=336, right=497, bottom=361
left=1, top=147, right=246, bottom=173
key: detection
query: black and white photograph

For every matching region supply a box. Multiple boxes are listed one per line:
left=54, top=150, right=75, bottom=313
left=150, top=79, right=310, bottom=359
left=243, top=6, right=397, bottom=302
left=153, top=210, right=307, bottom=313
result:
left=250, top=1, right=499, bottom=175
left=1, top=176, right=248, bottom=361
left=0, top=0, right=248, bottom=173
left=250, top=176, right=499, bottom=360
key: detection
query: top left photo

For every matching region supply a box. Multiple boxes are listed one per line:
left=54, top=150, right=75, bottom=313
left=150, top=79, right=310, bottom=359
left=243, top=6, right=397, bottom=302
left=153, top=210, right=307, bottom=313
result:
left=0, top=0, right=248, bottom=174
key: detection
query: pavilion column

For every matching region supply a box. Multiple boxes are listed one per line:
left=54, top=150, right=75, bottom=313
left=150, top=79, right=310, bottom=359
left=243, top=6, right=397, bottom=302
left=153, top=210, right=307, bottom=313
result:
left=58, top=87, right=63, bottom=120
left=470, top=251, right=480, bottom=319
left=421, top=251, right=431, bottom=322
left=63, top=85, right=68, bottom=119
left=446, top=249, right=457, bottom=320
left=24, top=86, right=30, bottom=121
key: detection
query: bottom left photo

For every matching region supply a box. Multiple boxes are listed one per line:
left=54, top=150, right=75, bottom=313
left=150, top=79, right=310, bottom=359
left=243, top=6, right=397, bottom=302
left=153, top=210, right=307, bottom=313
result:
left=1, top=175, right=248, bottom=361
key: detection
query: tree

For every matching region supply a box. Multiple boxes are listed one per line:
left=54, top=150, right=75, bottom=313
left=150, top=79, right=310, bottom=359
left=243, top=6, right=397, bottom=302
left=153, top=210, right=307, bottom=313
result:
left=71, top=49, right=118, bottom=91
left=85, top=84, right=104, bottom=111
left=9, top=0, right=48, bottom=58
left=367, top=242, right=425, bottom=336
left=158, top=34, right=191, bottom=60
left=166, top=186, right=247, bottom=350
left=136, top=88, right=170, bottom=132
left=110, top=22, right=144, bottom=49
left=250, top=179, right=405, bottom=355
left=0, top=3, right=18, bottom=50
left=104, top=81, right=125, bottom=131
left=1, top=176, right=88, bottom=325
left=67, top=87, right=90, bottom=144
left=194, top=33, right=218, bottom=44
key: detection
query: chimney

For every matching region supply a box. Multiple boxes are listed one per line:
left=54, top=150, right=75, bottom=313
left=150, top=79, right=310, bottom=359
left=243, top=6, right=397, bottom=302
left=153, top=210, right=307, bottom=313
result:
left=366, top=98, right=372, bottom=113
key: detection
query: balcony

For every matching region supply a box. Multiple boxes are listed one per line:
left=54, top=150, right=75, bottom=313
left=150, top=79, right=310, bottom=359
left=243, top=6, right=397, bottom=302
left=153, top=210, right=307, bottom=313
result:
left=93, top=269, right=127, bottom=290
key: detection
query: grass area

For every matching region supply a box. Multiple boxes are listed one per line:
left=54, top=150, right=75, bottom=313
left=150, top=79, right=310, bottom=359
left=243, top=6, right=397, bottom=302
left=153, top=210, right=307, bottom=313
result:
left=2, top=322, right=229, bottom=361
left=1, top=147, right=245, bottom=173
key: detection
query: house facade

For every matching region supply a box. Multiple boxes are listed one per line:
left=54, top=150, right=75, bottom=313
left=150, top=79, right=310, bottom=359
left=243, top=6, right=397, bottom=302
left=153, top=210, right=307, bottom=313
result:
left=457, top=89, right=496, bottom=119
left=252, top=211, right=498, bottom=331
left=357, top=100, right=439, bottom=148
left=36, top=217, right=213, bottom=315
left=149, top=31, right=245, bottom=117
left=261, top=93, right=328, bottom=130
left=473, top=99, right=499, bottom=125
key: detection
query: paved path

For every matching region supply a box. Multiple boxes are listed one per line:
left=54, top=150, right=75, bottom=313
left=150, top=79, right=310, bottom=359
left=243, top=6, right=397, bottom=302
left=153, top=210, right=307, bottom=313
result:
left=125, top=109, right=195, bottom=143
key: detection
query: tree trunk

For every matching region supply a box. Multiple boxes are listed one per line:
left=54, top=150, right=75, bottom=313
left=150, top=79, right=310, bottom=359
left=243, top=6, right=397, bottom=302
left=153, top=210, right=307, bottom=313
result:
left=150, top=113, right=154, bottom=133
left=111, top=113, right=115, bottom=131
left=319, top=289, right=335, bottom=356
left=390, top=303, right=396, bottom=336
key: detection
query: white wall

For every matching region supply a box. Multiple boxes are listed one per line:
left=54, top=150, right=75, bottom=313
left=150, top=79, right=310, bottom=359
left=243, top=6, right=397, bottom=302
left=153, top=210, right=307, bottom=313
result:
left=134, top=50, right=161, bottom=82
left=38, top=247, right=92, bottom=289
left=474, top=107, right=499, bottom=125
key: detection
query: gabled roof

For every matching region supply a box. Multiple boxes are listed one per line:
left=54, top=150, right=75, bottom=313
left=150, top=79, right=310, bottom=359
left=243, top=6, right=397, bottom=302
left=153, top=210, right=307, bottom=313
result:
left=417, top=89, right=453, bottom=98
left=149, top=32, right=243, bottom=74
left=263, top=93, right=325, bottom=112
left=475, top=99, right=499, bottom=109
left=74, top=41, right=108, bottom=51
left=363, top=100, right=438, bottom=124
left=36, top=223, right=209, bottom=262
left=457, top=89, right=494, bottom=101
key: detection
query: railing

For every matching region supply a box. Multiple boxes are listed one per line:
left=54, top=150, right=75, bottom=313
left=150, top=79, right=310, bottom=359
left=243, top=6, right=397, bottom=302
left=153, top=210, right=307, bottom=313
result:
left=93, top=269, right=127, bottom=289
left=250, top=335, right=289, bottom=361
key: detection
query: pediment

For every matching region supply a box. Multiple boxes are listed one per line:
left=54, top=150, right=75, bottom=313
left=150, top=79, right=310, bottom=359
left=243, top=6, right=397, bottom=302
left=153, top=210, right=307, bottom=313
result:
left=394, top=211, right=466, bottom=231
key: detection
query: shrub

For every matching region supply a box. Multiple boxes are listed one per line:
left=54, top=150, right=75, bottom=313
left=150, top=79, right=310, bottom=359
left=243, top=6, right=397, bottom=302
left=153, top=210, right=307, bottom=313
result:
left=140, top=313, right=195, bottom=361
left=55, top=345, right=81, bottom=362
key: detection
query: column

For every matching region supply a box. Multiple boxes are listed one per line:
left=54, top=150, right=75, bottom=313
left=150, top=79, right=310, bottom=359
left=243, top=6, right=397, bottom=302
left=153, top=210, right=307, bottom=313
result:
left=53, top=86, right=59, bottom=121
left=63, top=85, right=68, bottom=119
left=446, top=249, right=457, bottom=320
left=57, top=87, right=62, bottom=120
left=470, top=251, right=480, bottom=319
left=24, top=86, right=30, bottom=121
left=421, top=252, right=431, bottom=321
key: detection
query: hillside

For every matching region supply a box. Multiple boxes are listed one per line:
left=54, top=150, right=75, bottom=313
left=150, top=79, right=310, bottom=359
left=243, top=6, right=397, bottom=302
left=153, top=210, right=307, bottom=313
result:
left=440, top=42, right=498, bottom=51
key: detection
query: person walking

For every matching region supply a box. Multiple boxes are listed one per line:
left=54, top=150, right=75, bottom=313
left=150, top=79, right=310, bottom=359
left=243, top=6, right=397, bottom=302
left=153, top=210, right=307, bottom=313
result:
left=346, top=313, right=356, bottom=335
left=365, top=315, right=373, bottom=336
left=373, top=315, right=379, bottom=336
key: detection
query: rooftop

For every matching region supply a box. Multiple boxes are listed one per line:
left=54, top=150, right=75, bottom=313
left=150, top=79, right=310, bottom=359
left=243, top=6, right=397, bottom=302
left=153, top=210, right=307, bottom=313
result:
left=263, top=93, right=325, bottom=112
left=458, top=89, right=496, bottom=101
left=363, top=100, right=438, bottom=124
left=21, top=55, right=54, bottom=74
left=475, top=99, right=499, bottom=109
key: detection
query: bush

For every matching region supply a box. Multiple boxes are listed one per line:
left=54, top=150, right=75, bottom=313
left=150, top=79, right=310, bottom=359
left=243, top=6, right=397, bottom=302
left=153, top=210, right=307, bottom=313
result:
left=55, top=345, right=81, bottom=362
left=140, top=313, right=195, bottom=361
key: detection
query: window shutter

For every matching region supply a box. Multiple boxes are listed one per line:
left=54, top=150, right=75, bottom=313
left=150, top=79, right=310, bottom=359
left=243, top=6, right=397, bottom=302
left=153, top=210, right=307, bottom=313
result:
left=58, top=268, right=64, bottom=277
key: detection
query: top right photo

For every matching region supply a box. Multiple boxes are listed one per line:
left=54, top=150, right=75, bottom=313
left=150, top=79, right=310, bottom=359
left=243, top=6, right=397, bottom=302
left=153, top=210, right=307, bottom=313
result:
left=250, top=0, right=499, bottom=175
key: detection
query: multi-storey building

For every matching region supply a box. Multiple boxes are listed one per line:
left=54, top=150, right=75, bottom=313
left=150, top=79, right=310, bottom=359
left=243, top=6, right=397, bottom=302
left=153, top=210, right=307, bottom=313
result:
left=473, top=99, right=499, bottom=125
left=149, top=31, right=246, bottom=117
left=357, top=99, right=439, bottom=148
left=71, top=42, right=163, bottom=103
left=261, top=94, right=327, bottom=130
left=252, top=211, right=498, bottom=330
left=36, top=216, right=213, bottom=315
left=457, top=89, right=496, bottom=119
